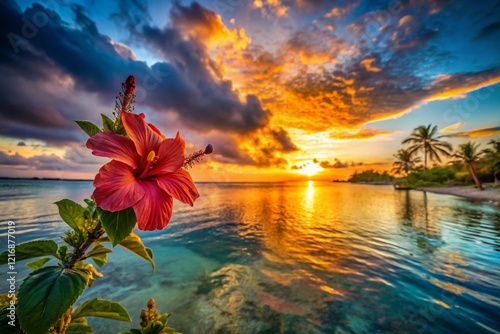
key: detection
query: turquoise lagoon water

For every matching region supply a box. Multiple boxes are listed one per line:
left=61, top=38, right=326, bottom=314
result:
left=0, top=179, right=499, bottom=333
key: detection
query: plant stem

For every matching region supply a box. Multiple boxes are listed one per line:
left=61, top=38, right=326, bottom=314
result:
left=64, top=221, right=104, bottom=269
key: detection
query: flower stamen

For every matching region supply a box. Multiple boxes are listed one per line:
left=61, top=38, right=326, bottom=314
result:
left=183, top=144, right=213, bottom=169
left=139, top=151, right=156, bottom=179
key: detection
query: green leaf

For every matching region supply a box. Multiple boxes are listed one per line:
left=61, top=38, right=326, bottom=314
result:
left=72, top=298, right=131, bottom=322
left=159, top=313, right=171, bottom=326
left=57, top=245, right=68, bottom=261
left=17, top=266, right=88, bottom=334
left=101, top=114, right=115, bottom=131
left=0, top=305, right=24, bottom=334
left=55, top=199, right=86, bottom=232
left=86, top=245, right=112, bottom=268
left=100, top=232, right=155, bottom=271
left=0, top=240, right=58, bottom=266
left=97, top=207, right=137, bottom=246
left=25, top=257, right=51, bottom=270
left=67, top=318, right=93, bottom=334
left=92, top=256, right=106, bottom=268
left=142, top=323, right=165, bottom=334
left=75, top=120, right=102, bottom=137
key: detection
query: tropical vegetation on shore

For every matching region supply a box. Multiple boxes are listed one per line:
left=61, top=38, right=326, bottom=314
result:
left=349, top=125, right=499, bottom=189
left=450, top=142, right=486, bottom=190
left=392, top=149, right=422, bottom=176
left=484, top=139, right=500, bottom=186
left=401, top=124, right=452, bottom=172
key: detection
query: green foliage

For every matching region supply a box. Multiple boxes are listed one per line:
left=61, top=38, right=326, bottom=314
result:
left=100, top=232, right=155, bottom=271
left=122, top=299, right=181, bottom=334
left=0, top=240, right=58, bottom=265
left=0, top=304, right=24, bottom=334
left=455, top=171, right=471, bottom=184
left=55, top=199, right=86, bottom=232
left=25, top=257, right=51, bottom=270
left=85, top=244, right=112, bottom=268
left=101, top=114, right=115, bottom=131
left=348, top=169, right=394, bottom=183
left=98, top=207, right=137, bottom=246
left=66, top=318, right=93, bottom=334
left=401, top=124, right=452, bottom=170
left=1, top=77, right=182, bottom=334
left=75, top=120, right=102, bottom=137
left=407, top=167, right=455, bottom=185
left=72, top=298, right=131, bottom=322
left=391, top=136, right=500, bottom=187
left=17, top=266, right=88, bottom=334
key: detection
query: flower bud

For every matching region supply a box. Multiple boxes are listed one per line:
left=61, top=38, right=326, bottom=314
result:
left=147, top=298, right=155, bottom=309
left=204, top=144, right=213, bottom=154
left=124, top=75, right=136, bottom=95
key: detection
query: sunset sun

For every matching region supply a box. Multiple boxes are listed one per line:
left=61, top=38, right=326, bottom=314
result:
left=296, top=163, right=323, bottom=177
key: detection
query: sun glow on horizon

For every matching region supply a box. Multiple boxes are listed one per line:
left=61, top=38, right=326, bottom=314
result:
left=295, top=163, right=323, bottom=177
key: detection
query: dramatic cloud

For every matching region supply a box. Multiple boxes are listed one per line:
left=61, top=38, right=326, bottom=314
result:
left=1, top=0, right=498, bottom=179
left=223, top=0, right=500, bottom=134
left=0, top=0, right=294, bottom=167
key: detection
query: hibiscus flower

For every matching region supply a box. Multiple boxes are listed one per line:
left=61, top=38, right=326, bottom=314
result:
left=87, top=112, right=199, bottom=231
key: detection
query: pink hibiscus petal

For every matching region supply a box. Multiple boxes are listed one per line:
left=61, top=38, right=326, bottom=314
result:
left=133, top=182, right=174, bottom=231
left=93, top=160, right=145, bottom=212
left=147, top=132, right=186, bottom=177
left=156, top=169, right=199, bottom=206
left=87, top=132, right=138, bottom=169
left=122, top=112, right=162, bottom=158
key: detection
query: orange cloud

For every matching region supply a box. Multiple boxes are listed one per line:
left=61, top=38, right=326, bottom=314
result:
left=330, top=128, right=395, bottom=140
left=253, top=0, right=288, bottom=17
left=398, top=15, right=414, bottom=27
left=455, top=126, right=500, bottom=138
left=440, top=122, right=465, bottom=133
left=360, top=58, right=381, bottom=72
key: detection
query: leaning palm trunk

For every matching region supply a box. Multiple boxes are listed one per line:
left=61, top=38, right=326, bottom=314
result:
left=424, top=146, right=427, bottom=172
left=468, top=163, right=483, bottom=190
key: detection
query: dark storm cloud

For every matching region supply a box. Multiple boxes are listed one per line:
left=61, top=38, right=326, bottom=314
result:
left=0, top=0, right=273, bottom=149
left=208, top=136, right=255, bottom=165
left=270, top=127, right=298, bottom=152
left=132, top=2, right=271, bottom=133
left=110, top=0, right=151, bottom=33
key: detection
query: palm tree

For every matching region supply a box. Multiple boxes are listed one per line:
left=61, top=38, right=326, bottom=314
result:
left=392, top=149, right=421, bottom=176
left=402, top=124, right=452, bottom=171
left=451, top=141, right=485, bottom=190
left=484, top=139, right=500, bottom=186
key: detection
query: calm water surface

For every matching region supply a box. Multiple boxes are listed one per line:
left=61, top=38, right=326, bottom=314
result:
left=1, top=180, right=499, bottom=333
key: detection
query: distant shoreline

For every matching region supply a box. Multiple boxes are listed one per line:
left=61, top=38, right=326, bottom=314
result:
left=416, top=186, right=500, bottom=204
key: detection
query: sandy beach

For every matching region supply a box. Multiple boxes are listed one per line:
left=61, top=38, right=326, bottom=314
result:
left=417, top=186, right=500, bottom=204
